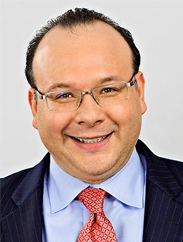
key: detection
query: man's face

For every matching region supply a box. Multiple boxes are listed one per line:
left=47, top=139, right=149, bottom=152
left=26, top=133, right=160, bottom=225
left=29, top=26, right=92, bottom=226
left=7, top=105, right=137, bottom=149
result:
left=29, top=21, right=147, bottom=184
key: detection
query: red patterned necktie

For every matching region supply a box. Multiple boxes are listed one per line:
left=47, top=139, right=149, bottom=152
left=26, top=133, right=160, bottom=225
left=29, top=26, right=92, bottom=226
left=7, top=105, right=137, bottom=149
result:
left=77, top=187, right=118, bottom=242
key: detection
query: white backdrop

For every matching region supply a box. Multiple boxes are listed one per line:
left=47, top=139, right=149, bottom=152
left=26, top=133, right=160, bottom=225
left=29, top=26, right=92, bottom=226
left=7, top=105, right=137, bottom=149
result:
left=0, top=0, right=183, bottom=177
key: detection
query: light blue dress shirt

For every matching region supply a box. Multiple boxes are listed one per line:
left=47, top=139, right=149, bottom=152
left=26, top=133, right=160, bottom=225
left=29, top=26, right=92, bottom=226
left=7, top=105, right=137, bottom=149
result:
left=42, top=148, right=146, bottom=242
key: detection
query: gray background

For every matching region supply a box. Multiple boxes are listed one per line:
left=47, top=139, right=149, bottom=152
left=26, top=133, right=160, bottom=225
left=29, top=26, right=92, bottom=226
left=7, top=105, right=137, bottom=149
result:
left=0, top=0, right=183, bottom=177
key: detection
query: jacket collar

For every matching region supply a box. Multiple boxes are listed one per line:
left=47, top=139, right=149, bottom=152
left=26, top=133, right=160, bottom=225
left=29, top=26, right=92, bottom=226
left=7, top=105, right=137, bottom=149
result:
left=136, top=139, right=183, bottom=200
left=11, top=153, right=50, bottom=206
left=1, top=153, right=50, bottom=242
left=137, top=140, right=183, bottom=242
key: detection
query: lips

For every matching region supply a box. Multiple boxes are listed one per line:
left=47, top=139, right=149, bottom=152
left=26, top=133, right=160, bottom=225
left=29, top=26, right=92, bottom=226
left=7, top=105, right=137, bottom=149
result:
left=71, top=132, right=112, bottom=144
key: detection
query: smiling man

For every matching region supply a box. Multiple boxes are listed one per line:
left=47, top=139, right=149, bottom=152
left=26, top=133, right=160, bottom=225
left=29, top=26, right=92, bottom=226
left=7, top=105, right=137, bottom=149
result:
left=1, top=8, right=183, bottom=242
left=30, top=18, right=146, bottom=185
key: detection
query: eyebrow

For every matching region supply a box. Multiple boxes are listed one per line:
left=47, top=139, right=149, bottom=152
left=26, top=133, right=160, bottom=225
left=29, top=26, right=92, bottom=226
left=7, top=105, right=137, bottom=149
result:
left=100, top=76, right=120, bottom=84
left=46, top=83, right=71, bottom=92
left=46, top=75, right=120, bottom=92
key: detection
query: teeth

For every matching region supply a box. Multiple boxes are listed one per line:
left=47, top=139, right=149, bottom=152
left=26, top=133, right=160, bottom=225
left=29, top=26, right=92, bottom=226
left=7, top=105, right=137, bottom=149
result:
left=74, top=135, right=107, bottom=143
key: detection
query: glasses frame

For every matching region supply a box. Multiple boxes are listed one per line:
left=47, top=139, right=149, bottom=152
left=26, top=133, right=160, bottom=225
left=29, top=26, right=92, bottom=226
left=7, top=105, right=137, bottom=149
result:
left=34, top=75, right=137, bottom=112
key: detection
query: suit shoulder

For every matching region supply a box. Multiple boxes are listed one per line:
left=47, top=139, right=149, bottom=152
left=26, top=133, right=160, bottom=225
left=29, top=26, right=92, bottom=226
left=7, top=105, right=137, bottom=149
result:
left=137, top=140, right=183, bottom=186
left=0, top=169, right=30, bottom=204
left=1, top=168, right=30, bottom=184
left=0, top=153, right=50, bottom=195
left=162, top=156, right=183, bottom=167
left=162, top=157, right=183, bottom=186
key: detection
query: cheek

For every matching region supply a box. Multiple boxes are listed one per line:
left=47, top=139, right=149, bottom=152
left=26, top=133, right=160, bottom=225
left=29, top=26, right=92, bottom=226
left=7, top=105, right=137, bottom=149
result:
left=36, top=107, right=73, bottom=141
left=106, top=99, right=142, bottom=134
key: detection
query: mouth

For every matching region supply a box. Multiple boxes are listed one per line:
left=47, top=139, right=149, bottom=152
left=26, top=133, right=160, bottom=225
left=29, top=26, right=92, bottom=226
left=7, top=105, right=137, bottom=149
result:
left=71, top=132, right=112, bottom=144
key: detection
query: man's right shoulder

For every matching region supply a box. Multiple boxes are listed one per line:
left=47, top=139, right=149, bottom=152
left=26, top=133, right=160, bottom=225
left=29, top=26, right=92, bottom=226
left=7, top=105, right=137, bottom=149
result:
left=0, top=153, right=50, bottom=208
left=0, top=168, right=31, bottom=200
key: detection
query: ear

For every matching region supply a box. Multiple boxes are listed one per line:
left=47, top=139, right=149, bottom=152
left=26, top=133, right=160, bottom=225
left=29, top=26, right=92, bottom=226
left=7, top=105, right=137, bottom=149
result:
left=135, top=71, right=147, bottom=115
left=28, top=88, right=38, bottom=129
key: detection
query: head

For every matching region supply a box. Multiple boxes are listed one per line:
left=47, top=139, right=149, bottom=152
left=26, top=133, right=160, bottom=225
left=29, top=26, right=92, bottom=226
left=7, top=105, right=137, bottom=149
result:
left=28, top=8, right=147, bottom=184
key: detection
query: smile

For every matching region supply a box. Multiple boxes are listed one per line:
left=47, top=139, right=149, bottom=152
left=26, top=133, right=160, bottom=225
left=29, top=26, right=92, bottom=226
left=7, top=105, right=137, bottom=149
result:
left=72, top=133, right=112, bottom=144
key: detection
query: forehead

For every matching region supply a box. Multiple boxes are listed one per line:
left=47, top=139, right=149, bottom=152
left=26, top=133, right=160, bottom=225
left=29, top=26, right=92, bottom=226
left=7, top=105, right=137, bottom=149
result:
left=32, top=21, right=133, bottom=90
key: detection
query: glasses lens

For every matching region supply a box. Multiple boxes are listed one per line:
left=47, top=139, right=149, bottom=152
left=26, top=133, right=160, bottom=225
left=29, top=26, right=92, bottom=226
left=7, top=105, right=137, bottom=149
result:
left=46, top=91, right=80, bottom=111
left=94, top=82, right=129, bottom=106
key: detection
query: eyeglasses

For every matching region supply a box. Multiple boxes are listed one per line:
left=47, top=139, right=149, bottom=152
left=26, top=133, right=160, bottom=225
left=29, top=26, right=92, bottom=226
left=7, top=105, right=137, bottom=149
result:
left=34, top=75, right=137, bottom=112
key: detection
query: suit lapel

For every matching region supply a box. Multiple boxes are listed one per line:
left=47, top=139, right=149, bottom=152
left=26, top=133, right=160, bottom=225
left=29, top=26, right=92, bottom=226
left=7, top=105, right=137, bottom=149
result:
left=1, top=187, right=43, bottom=242
left=1, top=153, right=50, bottom=242
left=137, top=140, right=183, bottom=242
left=143, top=180, right=183, bottom=242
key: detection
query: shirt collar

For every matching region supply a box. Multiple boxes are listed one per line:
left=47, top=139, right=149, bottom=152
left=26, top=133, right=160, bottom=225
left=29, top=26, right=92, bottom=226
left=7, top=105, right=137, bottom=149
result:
left=47, top=148, right=146, bottom=213
left=93, top=150, right=146, bottom=208
left=47, top=157, right=87, bottom=213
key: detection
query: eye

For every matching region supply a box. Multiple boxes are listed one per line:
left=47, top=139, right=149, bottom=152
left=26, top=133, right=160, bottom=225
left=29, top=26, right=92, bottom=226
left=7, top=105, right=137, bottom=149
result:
left=56, top=92, right=73, bottom=99
left=101, top=87, right=118, bottom=94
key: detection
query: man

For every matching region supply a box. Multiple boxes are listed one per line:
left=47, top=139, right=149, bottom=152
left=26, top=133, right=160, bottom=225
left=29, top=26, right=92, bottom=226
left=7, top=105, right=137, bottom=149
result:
left=1, top=8, right=183, bottom=242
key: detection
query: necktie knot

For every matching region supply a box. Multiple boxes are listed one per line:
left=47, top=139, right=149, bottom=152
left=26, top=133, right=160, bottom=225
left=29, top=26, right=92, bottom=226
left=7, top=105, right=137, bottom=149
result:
left=78, top=188, right=107, bottom=214
left=77, top=187, right=118, bottom=242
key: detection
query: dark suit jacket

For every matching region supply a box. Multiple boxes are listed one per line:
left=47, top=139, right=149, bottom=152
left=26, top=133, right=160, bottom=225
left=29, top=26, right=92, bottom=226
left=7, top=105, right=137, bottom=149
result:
left=1, top=140, right=183, bottom=242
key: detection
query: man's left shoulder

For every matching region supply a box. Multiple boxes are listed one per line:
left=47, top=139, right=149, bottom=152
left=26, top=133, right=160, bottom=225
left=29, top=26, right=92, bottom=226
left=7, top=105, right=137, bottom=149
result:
left=136, top=139, right=183, bottom=185
left=161, top=156, right=183, bottom=185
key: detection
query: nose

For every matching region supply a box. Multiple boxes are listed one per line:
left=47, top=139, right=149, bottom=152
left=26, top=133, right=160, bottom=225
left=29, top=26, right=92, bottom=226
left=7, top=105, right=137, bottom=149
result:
left=74, top=92, right=105, bottom=127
